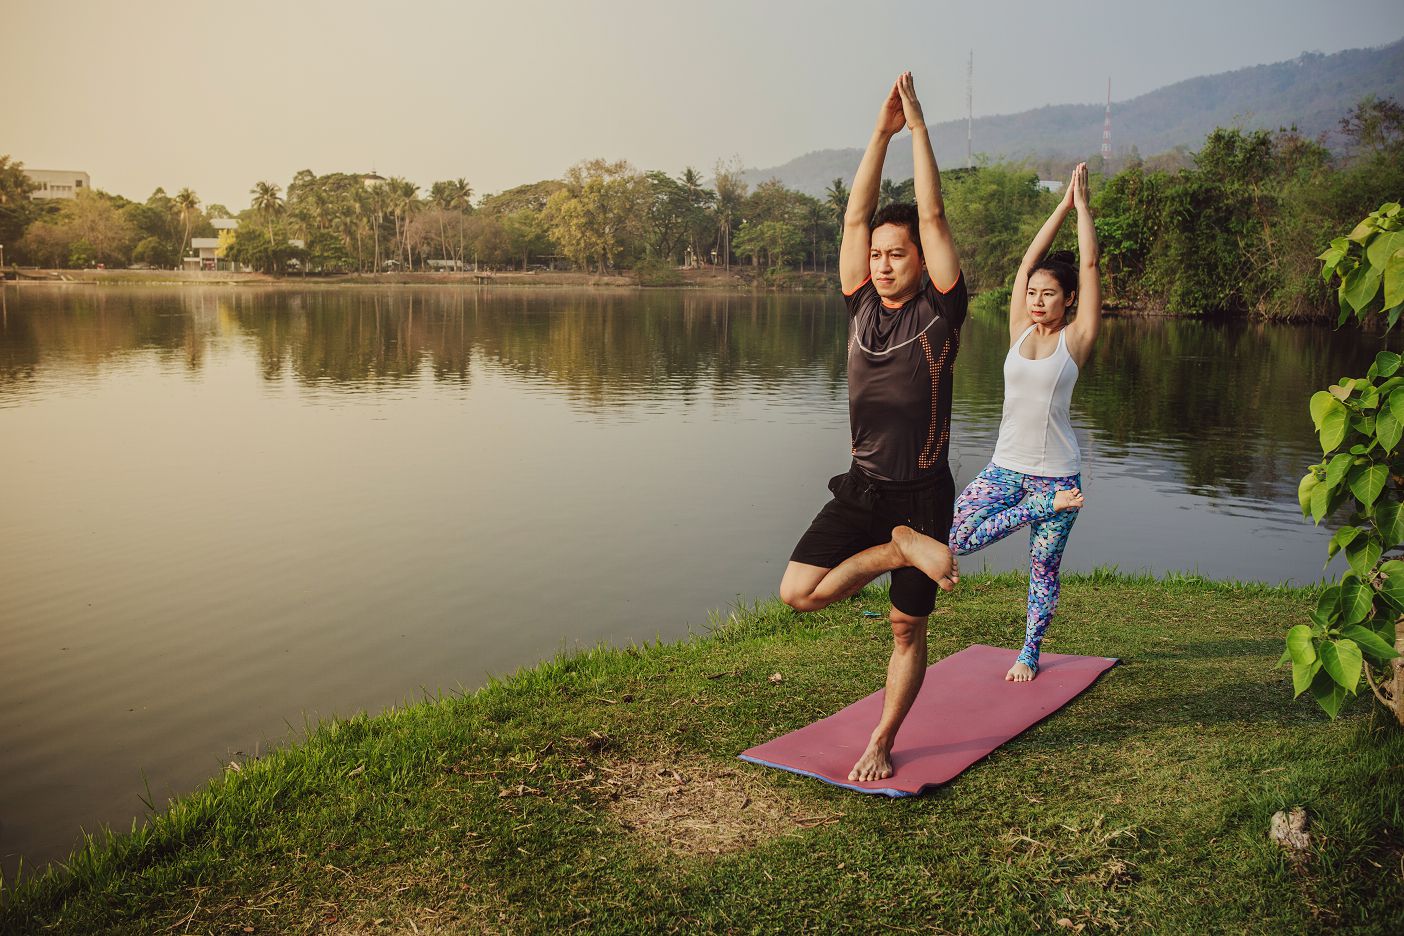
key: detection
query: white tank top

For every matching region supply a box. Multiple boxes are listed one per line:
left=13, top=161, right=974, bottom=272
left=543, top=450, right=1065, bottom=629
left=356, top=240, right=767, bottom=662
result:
left=990, top=325, right=1081, bottom=477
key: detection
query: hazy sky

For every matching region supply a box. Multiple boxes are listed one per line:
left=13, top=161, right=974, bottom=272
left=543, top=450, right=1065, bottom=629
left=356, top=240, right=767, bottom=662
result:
left=6, top=0, right=1403, bottom=208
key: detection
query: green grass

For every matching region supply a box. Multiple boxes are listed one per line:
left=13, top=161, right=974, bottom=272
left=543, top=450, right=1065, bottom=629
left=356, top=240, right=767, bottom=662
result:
left=2, top=572, right=1400, bottom=934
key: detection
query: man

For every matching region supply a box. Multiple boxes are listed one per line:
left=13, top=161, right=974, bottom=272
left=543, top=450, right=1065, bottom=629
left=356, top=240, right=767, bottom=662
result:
left=779, top=72, right=967, bottom=783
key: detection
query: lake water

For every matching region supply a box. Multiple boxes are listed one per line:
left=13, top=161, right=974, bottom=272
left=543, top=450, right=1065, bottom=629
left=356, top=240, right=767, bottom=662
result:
left=0, top=284, right=1385, bottom=878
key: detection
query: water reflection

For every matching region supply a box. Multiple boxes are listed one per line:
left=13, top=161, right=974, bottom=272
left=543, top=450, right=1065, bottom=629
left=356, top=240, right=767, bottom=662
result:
left=2, top=288, right=1386, bottom=502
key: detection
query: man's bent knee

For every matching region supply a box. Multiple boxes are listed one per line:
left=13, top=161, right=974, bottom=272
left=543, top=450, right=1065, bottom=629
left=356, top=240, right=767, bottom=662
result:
left=780, top=562, right=830, bottom=613
left=781, top=588, right=823, bottom=613
left=889, top=608, right=928, bottom=651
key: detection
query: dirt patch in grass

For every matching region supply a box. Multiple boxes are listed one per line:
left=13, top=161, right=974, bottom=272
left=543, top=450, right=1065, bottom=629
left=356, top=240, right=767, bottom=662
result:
left=599, top=757, right=841, bottom=857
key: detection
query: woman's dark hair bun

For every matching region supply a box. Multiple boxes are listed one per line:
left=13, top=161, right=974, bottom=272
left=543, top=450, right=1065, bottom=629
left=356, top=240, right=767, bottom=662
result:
left=1045, top=250, right=1077, bottom=265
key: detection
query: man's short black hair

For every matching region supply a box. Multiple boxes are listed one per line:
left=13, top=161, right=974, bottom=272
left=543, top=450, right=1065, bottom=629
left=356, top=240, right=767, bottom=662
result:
left=869, top=202, right=922, bottom=256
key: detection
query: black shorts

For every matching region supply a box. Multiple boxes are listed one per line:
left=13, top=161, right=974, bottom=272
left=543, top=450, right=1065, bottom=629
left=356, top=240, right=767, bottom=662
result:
left=789, top=462, right=956, bottom=617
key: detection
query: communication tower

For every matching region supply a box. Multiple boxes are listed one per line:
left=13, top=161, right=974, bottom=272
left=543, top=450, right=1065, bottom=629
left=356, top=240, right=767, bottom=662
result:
left=1101, top=78, right=1112, bottom=160
left=967, top=51, right=974, bottom=169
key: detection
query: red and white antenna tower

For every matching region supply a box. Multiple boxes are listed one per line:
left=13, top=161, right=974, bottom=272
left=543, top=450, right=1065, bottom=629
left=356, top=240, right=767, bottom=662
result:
left=1101, top=78, right=1112, bottom=160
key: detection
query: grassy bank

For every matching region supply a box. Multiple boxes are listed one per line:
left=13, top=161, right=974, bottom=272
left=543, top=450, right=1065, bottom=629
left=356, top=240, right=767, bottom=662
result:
left=2, top=572, right=1401, bottom=934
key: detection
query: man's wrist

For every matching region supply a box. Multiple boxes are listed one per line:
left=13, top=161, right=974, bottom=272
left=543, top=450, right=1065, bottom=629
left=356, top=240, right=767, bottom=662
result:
left=908, top=121, right=928, bottom=133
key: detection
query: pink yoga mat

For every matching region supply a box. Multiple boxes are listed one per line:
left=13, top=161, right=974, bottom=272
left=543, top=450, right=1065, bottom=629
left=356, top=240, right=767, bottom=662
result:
left=740, top=644, right=1117, bottom=796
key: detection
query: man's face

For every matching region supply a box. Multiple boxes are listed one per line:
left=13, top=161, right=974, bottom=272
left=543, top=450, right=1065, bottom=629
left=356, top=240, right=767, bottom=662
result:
left=869, top=223, right=924, bottom=303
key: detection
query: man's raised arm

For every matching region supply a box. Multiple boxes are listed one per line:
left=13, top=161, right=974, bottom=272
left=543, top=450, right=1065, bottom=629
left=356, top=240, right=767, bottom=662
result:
left=897, top=72, right=960, bottom=291
left=840, top=80, right=906, bottom=295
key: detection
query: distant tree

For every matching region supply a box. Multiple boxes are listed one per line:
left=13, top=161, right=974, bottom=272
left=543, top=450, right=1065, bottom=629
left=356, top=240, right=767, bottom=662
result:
left=711, top=158, right=748, bottom=270
left=1339, top=96, right=1404, bottom=158
left=733, top=219, right=804, bottom=271
left=174, top=187, right=199, bottom=261
left=502, top=208, right=553, bottom=269
left=250, top=181, right=283, bottom=256
left=1, top=157, right=43, bottom=260
left=544, top=159, right=648, bottom=273
left=132, top=235, right=179, bottom=268
left=19, top=190, right=139, bottom=267
left=678, top=167, right=715, bottom=267
left=825, top=177, right=849, bottom=225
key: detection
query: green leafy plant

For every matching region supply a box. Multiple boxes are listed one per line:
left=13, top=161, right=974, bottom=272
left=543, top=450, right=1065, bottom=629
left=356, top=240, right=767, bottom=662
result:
left=1293, top=202, right=1404, bottom=719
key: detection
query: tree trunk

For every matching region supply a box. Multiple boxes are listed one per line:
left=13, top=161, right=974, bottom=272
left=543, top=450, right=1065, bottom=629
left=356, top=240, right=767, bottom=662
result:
left=1395, top=623, right=1404, bottom=727
left=1365, top=617, right=1404, bottom=727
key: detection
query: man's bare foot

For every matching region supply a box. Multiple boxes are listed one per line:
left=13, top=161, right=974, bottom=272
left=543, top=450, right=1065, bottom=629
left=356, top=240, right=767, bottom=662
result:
left=1053, top=488, right=1084, bottom=511
left=891, top=526, right=958, bottom=591
left=1005, top=661, right=1037, bottom=682
left=848, top=737, right=895, bottom=782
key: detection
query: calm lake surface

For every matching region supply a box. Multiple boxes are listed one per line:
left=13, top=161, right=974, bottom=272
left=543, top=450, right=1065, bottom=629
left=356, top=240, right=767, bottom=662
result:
left=0, top=284, right=1385, bottom=876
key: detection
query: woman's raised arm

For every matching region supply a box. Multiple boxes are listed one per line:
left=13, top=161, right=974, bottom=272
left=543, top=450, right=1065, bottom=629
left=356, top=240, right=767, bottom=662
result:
left=1010, top=170, right=1076, bottom=343
left=1065, top=163, right=1102, bottom=366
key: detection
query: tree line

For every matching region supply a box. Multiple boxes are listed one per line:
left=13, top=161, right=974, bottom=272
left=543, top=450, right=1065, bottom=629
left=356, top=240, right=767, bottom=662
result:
left=1, top=96, right=1399, bottom=318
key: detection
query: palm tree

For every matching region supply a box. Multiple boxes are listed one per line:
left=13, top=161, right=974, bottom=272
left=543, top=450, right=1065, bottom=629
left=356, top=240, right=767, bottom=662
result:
left=174, top=188, right=199, bottom=264
left=385, top=177, right=419, bottom=270
left=879, top=177, right=902, bottom=209
left=250, top=181, right=283, bottom=260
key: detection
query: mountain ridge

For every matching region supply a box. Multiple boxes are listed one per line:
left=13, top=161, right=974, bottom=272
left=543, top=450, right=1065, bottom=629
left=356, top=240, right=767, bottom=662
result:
left=744, top=37, right=1404, bottom=195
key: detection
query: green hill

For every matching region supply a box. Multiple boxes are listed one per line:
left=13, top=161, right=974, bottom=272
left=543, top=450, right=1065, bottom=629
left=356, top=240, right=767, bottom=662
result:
left=748, top=37, right=1404, bottom=193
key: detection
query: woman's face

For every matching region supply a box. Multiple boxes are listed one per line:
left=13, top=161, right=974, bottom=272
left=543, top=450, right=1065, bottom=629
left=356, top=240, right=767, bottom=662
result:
left=1027, top=271, right=1073, bottom=327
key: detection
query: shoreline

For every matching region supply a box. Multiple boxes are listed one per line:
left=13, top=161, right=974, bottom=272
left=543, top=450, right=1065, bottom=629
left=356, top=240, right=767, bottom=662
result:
left=2, top=570, right=1400, bottom=934
left=1, top=270, right=1340, bottom=320
left=0, top=267, right=833, bottom=292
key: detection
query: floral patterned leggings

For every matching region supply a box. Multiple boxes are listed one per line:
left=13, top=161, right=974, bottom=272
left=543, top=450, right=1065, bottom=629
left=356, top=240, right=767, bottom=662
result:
left=949, top=462, right=1082, bottom=673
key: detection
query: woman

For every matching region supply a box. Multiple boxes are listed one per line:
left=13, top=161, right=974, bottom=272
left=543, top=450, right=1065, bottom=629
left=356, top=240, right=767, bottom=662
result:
left=949, top=162, right=1101, bottom=682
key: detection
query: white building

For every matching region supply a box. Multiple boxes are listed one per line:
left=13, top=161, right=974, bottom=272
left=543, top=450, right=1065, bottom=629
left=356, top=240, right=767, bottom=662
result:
left=186, top=218, right=242, bottom=271
left=26, top=169, right=92, bottom=199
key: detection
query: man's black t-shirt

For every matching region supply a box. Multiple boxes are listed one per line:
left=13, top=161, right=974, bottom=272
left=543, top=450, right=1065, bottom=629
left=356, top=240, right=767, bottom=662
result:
left=844, top=272, right=968, bottom=482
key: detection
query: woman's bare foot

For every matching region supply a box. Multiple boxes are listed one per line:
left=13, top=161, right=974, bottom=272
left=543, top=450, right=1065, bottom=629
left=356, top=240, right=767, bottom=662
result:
left=891, top=526, right=959, bottom=591
left=1005, top=661, right=1037, bottom=682
left=848, top=737, right=895, bottom=782
left=1053, top=488, right=1084, bottom=512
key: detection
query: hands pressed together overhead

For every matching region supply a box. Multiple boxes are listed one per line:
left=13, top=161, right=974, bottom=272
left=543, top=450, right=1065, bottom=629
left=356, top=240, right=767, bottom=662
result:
left=1064, top=162, right=1090, bottom=209
left=876, top=71, right=927, bottom=136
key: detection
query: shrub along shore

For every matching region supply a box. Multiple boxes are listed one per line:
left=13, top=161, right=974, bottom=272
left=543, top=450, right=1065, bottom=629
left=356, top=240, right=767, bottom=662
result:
left=2, top=571, right=1401, bottom=934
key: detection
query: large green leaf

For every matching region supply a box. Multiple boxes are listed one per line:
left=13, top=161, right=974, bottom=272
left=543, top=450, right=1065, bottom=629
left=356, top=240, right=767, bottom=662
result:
left=1376, top=502, right=1404, bottom=547
left=1363, top=616, right=1400, bottom=655
left=1366, top=230, right=1404, bottom=270
left=1325, top=452, right=1354, bottom=489
left=1309, top=669, right=1350, bottom=718
left=1286, top=624, right=1317, bottom=666
left=1348, top=218, right=1377, bottom=243
left=1292, top=657, right=1322, bottom=697
left=1346, top=535, right=1382, bottom=577
left=1339, top=624, right=1400, bottom=663
left=1369, top=350, right=1403, bottom=379
left=1311, top=481, right=1332, bottom=524
left=1315, top=585, right=1342, bottom=621
left=1319, top=638, right=1363, bottom=693
left=1390, top=389, right=1404, bottom=427
left=1299, top=473, right=1320, bottom=517
left=1385, top=250, right=1404, bottom=311
left=1320, top=406, right=1349, bottom=453
left=1377, top=406, right=1403, bottom=452
left=1378, top=560, right=1404, bottom=611
left=1310, top=391, right=1340, bottom=431
left=1348, top=463, right=1388, bottom=509
left=1327, top=523, right=1361, bottom=559
left=1338, top=573, right=1374, bottom=625
left=1344, top=264, right=1382, bottom=313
